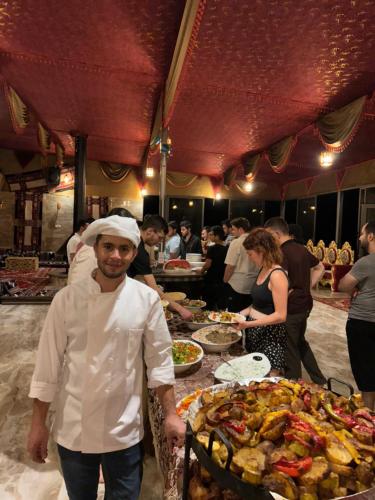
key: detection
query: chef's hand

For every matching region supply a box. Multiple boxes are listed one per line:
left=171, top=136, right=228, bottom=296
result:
left=27, top=423, right=49, bottom=463
left=178, top=306, right=193, bottom=321
left=164, top=413, right=186, bottom=451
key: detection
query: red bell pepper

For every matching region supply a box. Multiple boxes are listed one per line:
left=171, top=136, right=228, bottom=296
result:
left=274, top=457, right=313, bottom=477
left=223, top=420, right=246, bottom=434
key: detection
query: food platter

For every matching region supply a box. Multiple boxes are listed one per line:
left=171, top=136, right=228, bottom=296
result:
left=191, top=324, right=242, bottom=353
left=182, top=378, right=375, bottom=500
left=214, top=352, right=271, bottom=382
left=172, top=339, right=204, bottom=374
left=163, top=291, right=187, bottom=303
left=186, top=310, right=217, bottom=330
left=209, top=311, right=246, bottom=324
left=181, top=299, right=207, bottom=312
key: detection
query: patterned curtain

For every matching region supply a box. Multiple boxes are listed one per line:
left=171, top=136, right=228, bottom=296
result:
left=100, top=162, right=131, bottom=182
left=14, top=191, right=43, bottom=251
left=223, top=165, right=238, bottom=188
left=87, top=196, right=108, bottom=219
left=4, top=83, right=30, bottom=134
left=242, top=153, right=261, bottom=180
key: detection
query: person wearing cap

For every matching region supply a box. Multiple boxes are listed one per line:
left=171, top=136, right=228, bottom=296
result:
left=27, top=215, right=185, bottom=499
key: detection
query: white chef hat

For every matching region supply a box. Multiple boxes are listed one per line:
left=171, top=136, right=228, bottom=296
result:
left=81, top=215, right=141, bottom=247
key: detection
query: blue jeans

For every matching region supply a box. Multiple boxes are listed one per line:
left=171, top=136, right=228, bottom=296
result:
left=57, top=442, right=143, bottom=500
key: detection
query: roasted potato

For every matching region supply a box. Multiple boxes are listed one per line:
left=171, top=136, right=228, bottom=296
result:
left=262, top=471, right=299, bottom=500
left=298, top=457, right=329, bottom=487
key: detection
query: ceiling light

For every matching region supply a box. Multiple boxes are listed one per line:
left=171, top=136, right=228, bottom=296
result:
left=188, top=200, right=194, bottom=207
left=309, top=205, right=316, bottom=211
left=320, top=151, right=334, bottom=168
left=303, top=210, right=307, bottom=214
left=172, top=204, right=178, bottom=210
left=215, top=193, right=221, bottom=200
left=140, top=188, right=147, bottom=197
left=244, top=182, right=253, bottom=192
left=252, top=208, right=257, bottom=213
left=145, top=167, right=154, bottom=178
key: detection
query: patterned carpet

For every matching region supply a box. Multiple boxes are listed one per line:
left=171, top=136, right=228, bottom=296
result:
left=313, top=296, right=350, bottom=312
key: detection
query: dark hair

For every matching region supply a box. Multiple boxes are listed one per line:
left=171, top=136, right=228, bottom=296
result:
left=168, top=220, right=178, bottom=231
left=211, top=225, right=225, bottom=241
left=264, top=217, right=289, bottom=235
left=180, top=220, right=192, bottom=230
left=243, top=228, right=283, bottom=268
left=221, top=219, right=232, bottom=228
left=76, top=218, right=94, bottom=231
left=230, top=217, right=250, bottom=232
left=202, top=225, right=211, bottom=232
left=107, top=207, right=135, bottom=218
left=288, top=223, right=305, bottom=244
left=365, top=220, right=375, bottom=235
left=142, top=214, right=168, bottom=234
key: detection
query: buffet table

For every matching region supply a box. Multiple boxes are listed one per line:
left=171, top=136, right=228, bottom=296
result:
left=148, top=315, right=244, bottom=499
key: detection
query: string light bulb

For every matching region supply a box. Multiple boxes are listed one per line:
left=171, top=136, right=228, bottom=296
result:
left=215, top=193, right=222, bottom=200
left=145, top=167, right=154, bottom=178
left=320, top=151, right=334, bottom=168
left=188, top=200, right=194, bottom=207
left=140, top=188, right=147, bottom=197
left=244, top=182, right=253, bottom=192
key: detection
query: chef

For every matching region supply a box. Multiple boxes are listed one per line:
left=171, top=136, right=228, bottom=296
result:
left=27, top=215, right=185, bottom=499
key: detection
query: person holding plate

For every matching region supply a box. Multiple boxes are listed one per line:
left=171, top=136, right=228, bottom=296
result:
left=234, top=228, right=289, bottom=376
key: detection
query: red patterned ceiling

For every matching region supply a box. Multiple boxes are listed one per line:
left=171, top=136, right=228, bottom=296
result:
left=0, top=0, right=375, bottom=188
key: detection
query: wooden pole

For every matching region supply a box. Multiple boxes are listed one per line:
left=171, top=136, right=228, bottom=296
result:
left=73, top=135, right=87, bottom=229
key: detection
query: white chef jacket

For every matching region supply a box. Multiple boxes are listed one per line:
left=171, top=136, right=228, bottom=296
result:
left=29, top=274, right=175, bottom=453
left=67, top=245, right=97, bottom=285
left=66, top=233, right=81, bottom=264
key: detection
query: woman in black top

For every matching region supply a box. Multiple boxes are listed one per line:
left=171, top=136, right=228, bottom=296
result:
left=235, top=228, right=288, bottom=375
left=199, top=225, right=228, bottom=310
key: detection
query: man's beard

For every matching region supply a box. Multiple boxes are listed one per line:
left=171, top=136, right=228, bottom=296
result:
left=360, top=239, right=369, bottom=253
left=97, top=261, right=127, bottom=279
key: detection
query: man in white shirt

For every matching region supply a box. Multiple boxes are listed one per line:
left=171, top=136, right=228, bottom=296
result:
left=223, top=217, right=258, bottom=311
left=66, top=218, right=94, bottom=264
left=164, top=221, right=181, bottom=260
left=27, top=215, right=185, bottom=499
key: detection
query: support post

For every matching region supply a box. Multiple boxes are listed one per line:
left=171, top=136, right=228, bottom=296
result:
left=159, top=128, right=168, bottom=218
left=73, top=135, right=87, bottom=229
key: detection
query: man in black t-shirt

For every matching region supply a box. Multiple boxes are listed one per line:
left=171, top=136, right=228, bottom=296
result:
left=265, top=217, right=326, bottom=384
left=179, top=221, right=202, bottom=259
left=199, top=226, right=228, bottom=310
left=128, top=214, right=192, bottom=320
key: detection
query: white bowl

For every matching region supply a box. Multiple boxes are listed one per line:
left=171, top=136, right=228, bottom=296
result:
left=186, top=320, right=216, bottom=331
left=172, top=339, right=204, bottom=374
left=186, top=253, right=202, bottom=262
left=163, top=292, right=186, bottom=303
left=190, top=262, right=204, bottom=269
left=191, top=325, right=242, bottom=353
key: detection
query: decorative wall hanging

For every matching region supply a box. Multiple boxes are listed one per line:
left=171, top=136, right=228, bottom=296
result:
left=242, top=153, right=261, bottom=180
left=99, top=162, right=131, bottom=182
left=166, top=172, right=198, bottom=188
left=209, top=176, right=223, bottom=197
left=37, top=123, right=51, bottom=156
left=87, top=196, right=108, bottom=219
left=223, top=165, right=238, bottom=188
left=316, top=96, right=366, bottom=153
left=55, top=143, right=65, bottom=166
left=14, top=150, right=35, bottom=169
left=4, top=83, right=30, bottom=134
left=266, top=136, right=297, bottom=173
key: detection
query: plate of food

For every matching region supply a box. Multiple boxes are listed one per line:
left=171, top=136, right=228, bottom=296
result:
left=181, top=298, right=207, bottom=312
left=214, top=352, right=271, bottom=382
left=191, top=324, right=242, bottom=352
left=208, top=311, right=246, bottom=324
left=163, top=291, right=187, bottom=303
left=186, top=310, right=217, bottom=330
left=172, top=339, right=204, bottom=374
left=186, top=378, right=375, bottom=500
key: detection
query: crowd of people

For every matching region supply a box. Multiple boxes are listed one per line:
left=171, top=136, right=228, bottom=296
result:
left=27, top=208, right=375, bottom=498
